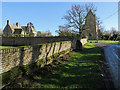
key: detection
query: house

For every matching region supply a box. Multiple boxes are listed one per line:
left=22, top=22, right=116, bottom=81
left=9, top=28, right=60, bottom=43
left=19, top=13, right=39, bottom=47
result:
left=82, top=9, right=97, bottom=40
left=3, top=20, right=37, bottom=37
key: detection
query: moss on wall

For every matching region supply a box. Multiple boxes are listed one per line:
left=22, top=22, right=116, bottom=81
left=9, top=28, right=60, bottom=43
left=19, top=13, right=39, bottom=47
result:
left=2, top=67, right=23, bottom=85
left=1, top=48, right=71, bottom=88
left=1, top=38, right=87, bottom=88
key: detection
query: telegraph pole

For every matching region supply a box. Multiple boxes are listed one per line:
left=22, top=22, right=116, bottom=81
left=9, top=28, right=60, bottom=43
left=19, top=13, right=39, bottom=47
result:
left=97, top=20, right=99, bottom=43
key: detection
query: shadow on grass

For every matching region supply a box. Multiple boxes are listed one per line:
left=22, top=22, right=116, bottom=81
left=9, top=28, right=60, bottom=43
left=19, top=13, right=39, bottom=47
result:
left=28, top=46, right=105, bottom=89
left=3, top=46, right=105, bottom=89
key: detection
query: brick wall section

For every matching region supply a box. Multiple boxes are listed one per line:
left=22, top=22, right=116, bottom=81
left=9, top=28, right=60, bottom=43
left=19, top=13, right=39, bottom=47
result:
left=1, top=41, right=72, bottom=74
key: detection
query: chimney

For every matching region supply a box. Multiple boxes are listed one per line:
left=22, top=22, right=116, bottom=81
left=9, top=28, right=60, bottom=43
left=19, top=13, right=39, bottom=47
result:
left=27, top=23, right=30, bottom=27
left=7, top=20, right=10, bottom=25
left=16, top=22, right=19, bottom=27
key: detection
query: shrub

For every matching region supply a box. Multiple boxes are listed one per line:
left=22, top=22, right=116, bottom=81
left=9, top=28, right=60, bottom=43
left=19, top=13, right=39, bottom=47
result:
left=116, top=36, right=120, bottom=41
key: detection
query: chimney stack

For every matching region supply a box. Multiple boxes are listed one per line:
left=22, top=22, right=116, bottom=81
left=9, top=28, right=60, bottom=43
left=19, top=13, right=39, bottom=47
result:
left=16, top=22, right=19, bottom=27
left=7, top=20, right=10, bottom=25
left=27, top=23, right=31, bottom=27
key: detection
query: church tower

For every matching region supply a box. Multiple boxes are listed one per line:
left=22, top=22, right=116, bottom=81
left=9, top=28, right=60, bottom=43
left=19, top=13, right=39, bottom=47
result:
left=82, top=9, right=97, bottom=40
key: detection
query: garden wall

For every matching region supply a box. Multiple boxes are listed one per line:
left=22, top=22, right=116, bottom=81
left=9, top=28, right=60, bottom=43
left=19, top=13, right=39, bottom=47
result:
left=80, top=38, right=87, bottom=45
left=1, top=41, right=72, bottom=74
left=1, top=36, right=87, bottom=74
left=1, top=36, right=73, bottom=46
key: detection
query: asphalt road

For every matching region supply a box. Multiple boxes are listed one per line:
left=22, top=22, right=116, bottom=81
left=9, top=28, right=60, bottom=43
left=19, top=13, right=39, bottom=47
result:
left=103, top=44, right=120, bottom=89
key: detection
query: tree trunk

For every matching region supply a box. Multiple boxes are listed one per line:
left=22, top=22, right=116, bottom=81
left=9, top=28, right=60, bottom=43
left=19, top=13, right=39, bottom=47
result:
left=76, top=39, right=83, bottom=51
left=75, top=30, right=83, bottom=51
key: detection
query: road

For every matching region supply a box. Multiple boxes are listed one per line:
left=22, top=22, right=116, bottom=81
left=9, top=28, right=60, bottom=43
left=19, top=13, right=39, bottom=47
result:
left=103, top=44, right=120, bottom=89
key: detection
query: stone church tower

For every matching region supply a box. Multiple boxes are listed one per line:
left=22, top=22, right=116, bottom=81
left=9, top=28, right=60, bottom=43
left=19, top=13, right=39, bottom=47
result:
left=82, top=9, right=97, bottom=40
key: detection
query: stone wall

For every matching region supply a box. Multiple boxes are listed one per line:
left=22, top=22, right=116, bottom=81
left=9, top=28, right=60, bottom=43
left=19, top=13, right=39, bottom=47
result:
left=80, top=38, right=88, bottom=46
left=1, top=41, right=72, bottom=74
left=1, top=36, right=73, bottom=46
left=1, top=37, right=87, bottom=74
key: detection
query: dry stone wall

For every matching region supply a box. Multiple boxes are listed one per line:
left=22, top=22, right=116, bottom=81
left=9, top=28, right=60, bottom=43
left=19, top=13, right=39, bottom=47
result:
left=80, top=38, right=87, bottom=45
left=1, top=37, right=87, bottom=74
left=1, top=36, right=73, bottom=46
left=1, top=41, right=72, bottom=74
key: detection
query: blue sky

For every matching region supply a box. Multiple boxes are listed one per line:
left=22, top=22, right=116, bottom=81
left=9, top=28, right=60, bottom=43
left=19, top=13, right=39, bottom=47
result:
left=2, top=2, right=118, bottom=35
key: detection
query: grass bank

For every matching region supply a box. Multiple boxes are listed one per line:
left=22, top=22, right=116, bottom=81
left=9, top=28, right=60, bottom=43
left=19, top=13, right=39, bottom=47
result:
left=34, top=42, right=105, bottom=89
left=35, top=40, right=118, bottom=89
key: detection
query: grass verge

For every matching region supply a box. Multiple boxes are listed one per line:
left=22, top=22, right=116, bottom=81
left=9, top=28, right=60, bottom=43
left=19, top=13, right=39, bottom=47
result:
left=34, top=42, right=105, bottom=89
left=88, top=40, right=119, bottom=44
left=0, top=46, right=17, bottom=49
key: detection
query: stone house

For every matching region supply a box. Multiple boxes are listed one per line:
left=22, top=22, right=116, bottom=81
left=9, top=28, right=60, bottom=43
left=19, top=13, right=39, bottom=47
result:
left=82, top=9, right=97, bottom=40
left=3, top=20, right=37, bottom=37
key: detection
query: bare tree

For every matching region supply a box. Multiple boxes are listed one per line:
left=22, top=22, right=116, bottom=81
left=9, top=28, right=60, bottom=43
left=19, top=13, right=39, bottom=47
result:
left=110, top=27, right=117, bottom=33
left=37, top=30, right=52, bottom=37
left=56, top=25, right=76, bottom=36
left=85, top=3, right=97, bottom=14
left=46, top=30, right=52, bottom=36
left=37, top=31, right=41, bottom=36
left=63, top=3, right=97, bottom=39
left=96, top=17, right=102, bottom=42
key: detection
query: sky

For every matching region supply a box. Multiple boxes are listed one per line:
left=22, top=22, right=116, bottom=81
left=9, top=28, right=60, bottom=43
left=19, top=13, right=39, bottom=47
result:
left=1, top=2, right=119, bottom=36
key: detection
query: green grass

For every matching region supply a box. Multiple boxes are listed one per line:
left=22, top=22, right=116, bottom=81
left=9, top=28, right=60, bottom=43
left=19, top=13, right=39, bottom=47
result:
left=34, top=42, right=105, bottom=89
left=89, top=40, right=119, bottom=44
left=3, top=40, right=118, bottom=89
left=0, top=46, right=18, bottom=49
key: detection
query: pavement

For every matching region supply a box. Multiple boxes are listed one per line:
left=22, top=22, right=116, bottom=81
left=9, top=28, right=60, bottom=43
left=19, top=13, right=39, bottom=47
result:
left=103, top=44, right=120, bottom=89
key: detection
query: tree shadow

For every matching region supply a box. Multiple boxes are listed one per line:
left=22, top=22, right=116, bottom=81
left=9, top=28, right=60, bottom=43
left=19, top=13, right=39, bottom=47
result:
left=52, top=43, right=56, bottom=59
left=18, top=41, right=63, bottom=69
left=58, top=42, right=62, bottom=52
left=2, top=41, right=73, bottom=89
left=31, top=45, right=42, bottom=63
left=28, top=46, right=105, bottom=89
left=19, top=47, right=25, bottom=66
left=45, top=43, right=53, bottom=64
left=76, top=40, right=83, bottom=51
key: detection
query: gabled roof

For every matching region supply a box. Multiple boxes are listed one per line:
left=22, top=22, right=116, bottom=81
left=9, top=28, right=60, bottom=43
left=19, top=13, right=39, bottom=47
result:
left=21, top=26, right=27, bottom=31
left=10, top=24, right=22, bottom=29
left=31, top=26, right=37, bottom=33
left=85, top=9, right=95, bottom=18
left=9, top=24, right=22, bottom=32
